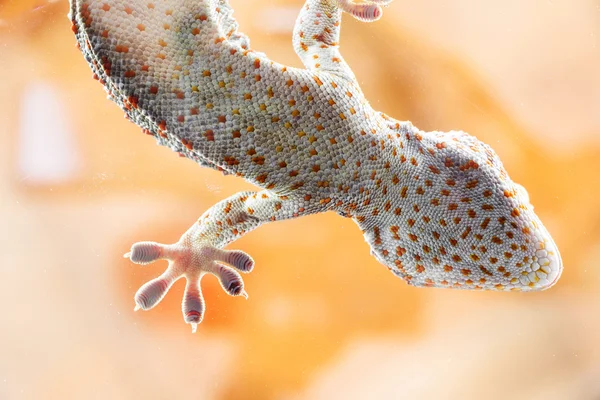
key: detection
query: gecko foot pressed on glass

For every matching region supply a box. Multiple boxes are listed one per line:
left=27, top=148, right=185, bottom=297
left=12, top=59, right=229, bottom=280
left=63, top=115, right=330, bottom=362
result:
left=69, top=0, right=563, bottom=332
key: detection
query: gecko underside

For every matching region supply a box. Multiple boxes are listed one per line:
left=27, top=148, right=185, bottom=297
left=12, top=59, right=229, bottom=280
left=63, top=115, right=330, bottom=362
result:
left=69, top=0, right=562, bottom=331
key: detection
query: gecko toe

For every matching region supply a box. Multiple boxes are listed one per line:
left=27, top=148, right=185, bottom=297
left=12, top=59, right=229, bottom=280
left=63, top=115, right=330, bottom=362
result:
left=127, top=241, right=166, bottom=265
left=211, top=263, right=247, bottom=297
left=216, top=249, right=255, bottom=273
left=337, top=0, right=383, bottom=22
left=182, top=277, right=205, bottom=332
left=134, top=270, right=178, bottom=310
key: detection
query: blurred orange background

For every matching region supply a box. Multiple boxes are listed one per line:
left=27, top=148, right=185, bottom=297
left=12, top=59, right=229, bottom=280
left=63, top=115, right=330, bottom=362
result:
left=1, top=0, right=599, bottom=399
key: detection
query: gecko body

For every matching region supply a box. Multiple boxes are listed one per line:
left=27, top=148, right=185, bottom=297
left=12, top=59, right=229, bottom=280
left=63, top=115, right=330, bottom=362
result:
left=70, top=0, right=562, bottom=331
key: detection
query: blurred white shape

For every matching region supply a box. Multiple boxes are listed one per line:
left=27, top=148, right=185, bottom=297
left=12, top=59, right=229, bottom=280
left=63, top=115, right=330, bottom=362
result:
left=265, top=296, right=293, bottom=328
left=254, top=7, right=298, bottom=33
left=18, top=82, right=81, bottom=184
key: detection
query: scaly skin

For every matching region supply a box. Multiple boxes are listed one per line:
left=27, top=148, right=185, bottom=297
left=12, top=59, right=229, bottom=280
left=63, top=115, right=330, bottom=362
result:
left=69, top=0, right=562, bottom=332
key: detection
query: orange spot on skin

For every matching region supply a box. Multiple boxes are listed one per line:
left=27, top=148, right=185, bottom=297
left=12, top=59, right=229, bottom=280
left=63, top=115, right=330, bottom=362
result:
left=256, top=174, right=268, bottom=184
left=181, top=138, right=193, bottom=150
left=466, top=180, right=479, bottom=189
left=480, top=266, right=493, bottom=276
left=127, top=96, right=139, bottom=109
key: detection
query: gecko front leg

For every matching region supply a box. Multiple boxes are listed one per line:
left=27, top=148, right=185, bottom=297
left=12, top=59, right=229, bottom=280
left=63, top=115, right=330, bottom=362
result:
left=124, top=190, right=300, bottom=332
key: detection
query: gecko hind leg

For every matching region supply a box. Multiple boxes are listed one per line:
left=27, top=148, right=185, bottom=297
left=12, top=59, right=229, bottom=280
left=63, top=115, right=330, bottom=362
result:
left=125, top=240, right=253, bottom=332
left=293, top=0, right=394, bottom=78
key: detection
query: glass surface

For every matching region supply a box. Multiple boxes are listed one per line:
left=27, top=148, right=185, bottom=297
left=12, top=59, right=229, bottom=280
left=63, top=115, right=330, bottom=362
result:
left=1, top=0, right=599, bottom=399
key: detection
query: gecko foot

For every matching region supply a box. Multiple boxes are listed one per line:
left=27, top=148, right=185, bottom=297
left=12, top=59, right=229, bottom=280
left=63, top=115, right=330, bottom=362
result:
left=337, top=0, right=393, bottom=22
left=124, top=240, right=254, bottom=332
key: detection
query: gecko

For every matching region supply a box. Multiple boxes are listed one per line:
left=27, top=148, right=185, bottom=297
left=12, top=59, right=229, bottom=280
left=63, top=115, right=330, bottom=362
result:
left=69, top=0, right=563, bottom=332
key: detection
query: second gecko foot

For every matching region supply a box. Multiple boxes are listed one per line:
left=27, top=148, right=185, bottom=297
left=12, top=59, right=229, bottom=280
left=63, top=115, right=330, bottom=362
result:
left=124, top=238, right=254, bottom=333
left=337, top=0, right=393, bottom=22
